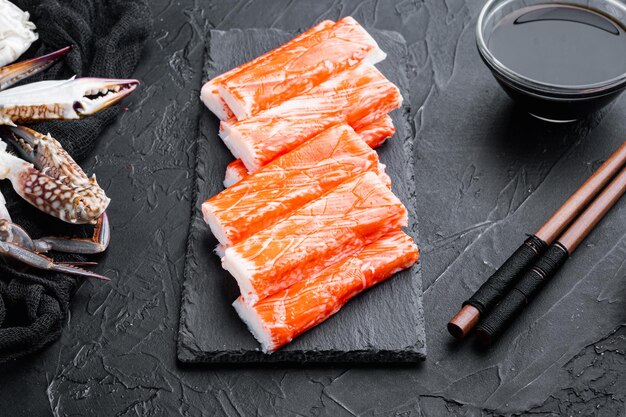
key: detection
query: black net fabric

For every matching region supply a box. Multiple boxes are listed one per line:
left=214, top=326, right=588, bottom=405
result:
left=0, top=0, right=152, bottom=362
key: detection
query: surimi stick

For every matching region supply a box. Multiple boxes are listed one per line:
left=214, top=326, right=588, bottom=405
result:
left=204, top=124, right=386, bottom=247
left=223, top=159, right=248, bottom=188
left=222, top=171, right=407, bottom=304
left=221, top=63, right=402, bottom=172
left=200, top=20, right=335, bottom=121
left=353, top=114, right=395, bottom=149
left=233, top=230, right=419, bottom=353
left=222, top=115, right=396, bottom=187
left=220, top=160, right=389, bottom=218
left=218, top=17, right=387, bottom=120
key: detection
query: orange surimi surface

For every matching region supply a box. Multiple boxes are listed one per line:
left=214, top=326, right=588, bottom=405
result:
left=222, top=115, right=396, bottom=187
left=221, top=171, right=408, bottom=304
left=233, top=230, right=419, bottom=353
left=223, top=159, right=248, bottom=188
left=220, top=63, right=402, bottom=172
left=204, top=124, right=385, bottom=247
left=200, top=20, right=335, bottom=121
left=218, top=17, right=386, bottom=120
left=353, top=114, right=395, bottom=149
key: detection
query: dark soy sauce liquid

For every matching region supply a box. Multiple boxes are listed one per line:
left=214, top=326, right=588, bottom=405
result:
left=488, top=4, right=626, bottom=86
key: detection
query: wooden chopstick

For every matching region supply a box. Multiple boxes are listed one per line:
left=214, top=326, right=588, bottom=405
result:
left=534, top=142, right=626, bottom=244
left=448, top=140, right=626, bottom=339
left=475, top=166, right=626, bottom=345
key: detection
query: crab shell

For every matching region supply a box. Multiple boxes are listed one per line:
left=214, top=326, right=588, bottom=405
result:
left=16, top=167, right=109, bottom=224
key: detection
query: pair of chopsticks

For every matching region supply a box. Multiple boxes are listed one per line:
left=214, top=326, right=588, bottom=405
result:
left=448, top=140, right=626, bottom=344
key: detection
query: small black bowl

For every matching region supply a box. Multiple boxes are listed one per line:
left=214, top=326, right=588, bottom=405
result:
left=477, top=0, right=626, bottom=122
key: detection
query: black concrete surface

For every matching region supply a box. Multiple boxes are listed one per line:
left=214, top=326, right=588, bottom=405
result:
left=0, top=0, right=624, bottom=415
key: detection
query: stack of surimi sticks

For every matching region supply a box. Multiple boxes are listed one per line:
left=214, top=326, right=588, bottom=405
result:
left=200, top=17, right=419, bottom=353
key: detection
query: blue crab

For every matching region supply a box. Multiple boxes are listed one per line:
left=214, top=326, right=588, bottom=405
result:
left=0, top=46, right=138, bottom=280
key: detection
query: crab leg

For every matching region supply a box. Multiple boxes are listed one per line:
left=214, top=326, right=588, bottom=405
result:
left=0, top=187, right=11, bottom=221
left=0, top=190, right=106, bottom=278
left=33, top=212, right=110, bottom=254
left=0, top=240, right=109, bottom=280
left=0, top=189, right=37, bottom=250
left=0, top=46, right=71, bottom=91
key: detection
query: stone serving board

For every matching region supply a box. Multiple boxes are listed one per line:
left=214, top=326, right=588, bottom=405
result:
left=177, top=28, right=426, bottom=363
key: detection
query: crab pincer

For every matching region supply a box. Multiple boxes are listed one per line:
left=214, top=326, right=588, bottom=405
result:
left=0, top=46, right=71, bottom=91
left=0, top=76, right=139, bottom=125
left=0, top=126, right=110, bottom=223
left=35, top=212, right=111, bottom=255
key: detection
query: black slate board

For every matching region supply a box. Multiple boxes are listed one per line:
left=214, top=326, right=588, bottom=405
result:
left=177, top=28, right=426, bottom=363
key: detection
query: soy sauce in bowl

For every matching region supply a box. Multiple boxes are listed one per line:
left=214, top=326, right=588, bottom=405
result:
left=490, top=5, right=626, bottom=86
left=477, top=1, right=626, bottom=122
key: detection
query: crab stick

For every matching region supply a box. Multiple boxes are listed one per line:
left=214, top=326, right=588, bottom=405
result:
left=222, top=115, right=396, bottom=187
left=352, top=114, right=395, bottom=149
left=200, top=20, right=335, bottom=121
left=204, top=124, right=386, bottom=247
left=233, top=230, right=419, bottom=353
left=223, top=159, right=248, bottom=188
left=222, top=171, right=407, bottom=304
left=220, top=63, right=402, bottom=172
left=217, top=17, right=386, bottom=121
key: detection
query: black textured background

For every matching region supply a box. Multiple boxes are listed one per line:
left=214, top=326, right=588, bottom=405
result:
left=0, top=0, right=624, bottom=415
left=178, top=27, right=425, bottom=363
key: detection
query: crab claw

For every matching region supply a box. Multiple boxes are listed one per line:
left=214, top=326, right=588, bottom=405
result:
left=72, top=78, right=139, bottom=116
left=0, top=77, right=139, bottom=124
left=34, top=212, right=110, bottom=254
left=0, top=46, right=72, bottom=91
left=2, top=125, right=90, bottom=185
left=0, top=134, right=110, bottom=225
left=0, top=218, right=38, bottom=251
left=0, top=240, right=110, bottom=281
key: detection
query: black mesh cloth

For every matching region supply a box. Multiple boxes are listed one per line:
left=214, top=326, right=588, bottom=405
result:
left=0, top=0, right=152, bottom=362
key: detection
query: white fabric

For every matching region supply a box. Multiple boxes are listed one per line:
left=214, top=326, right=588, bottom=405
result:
left=0, top=0, right=38, bottom=68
